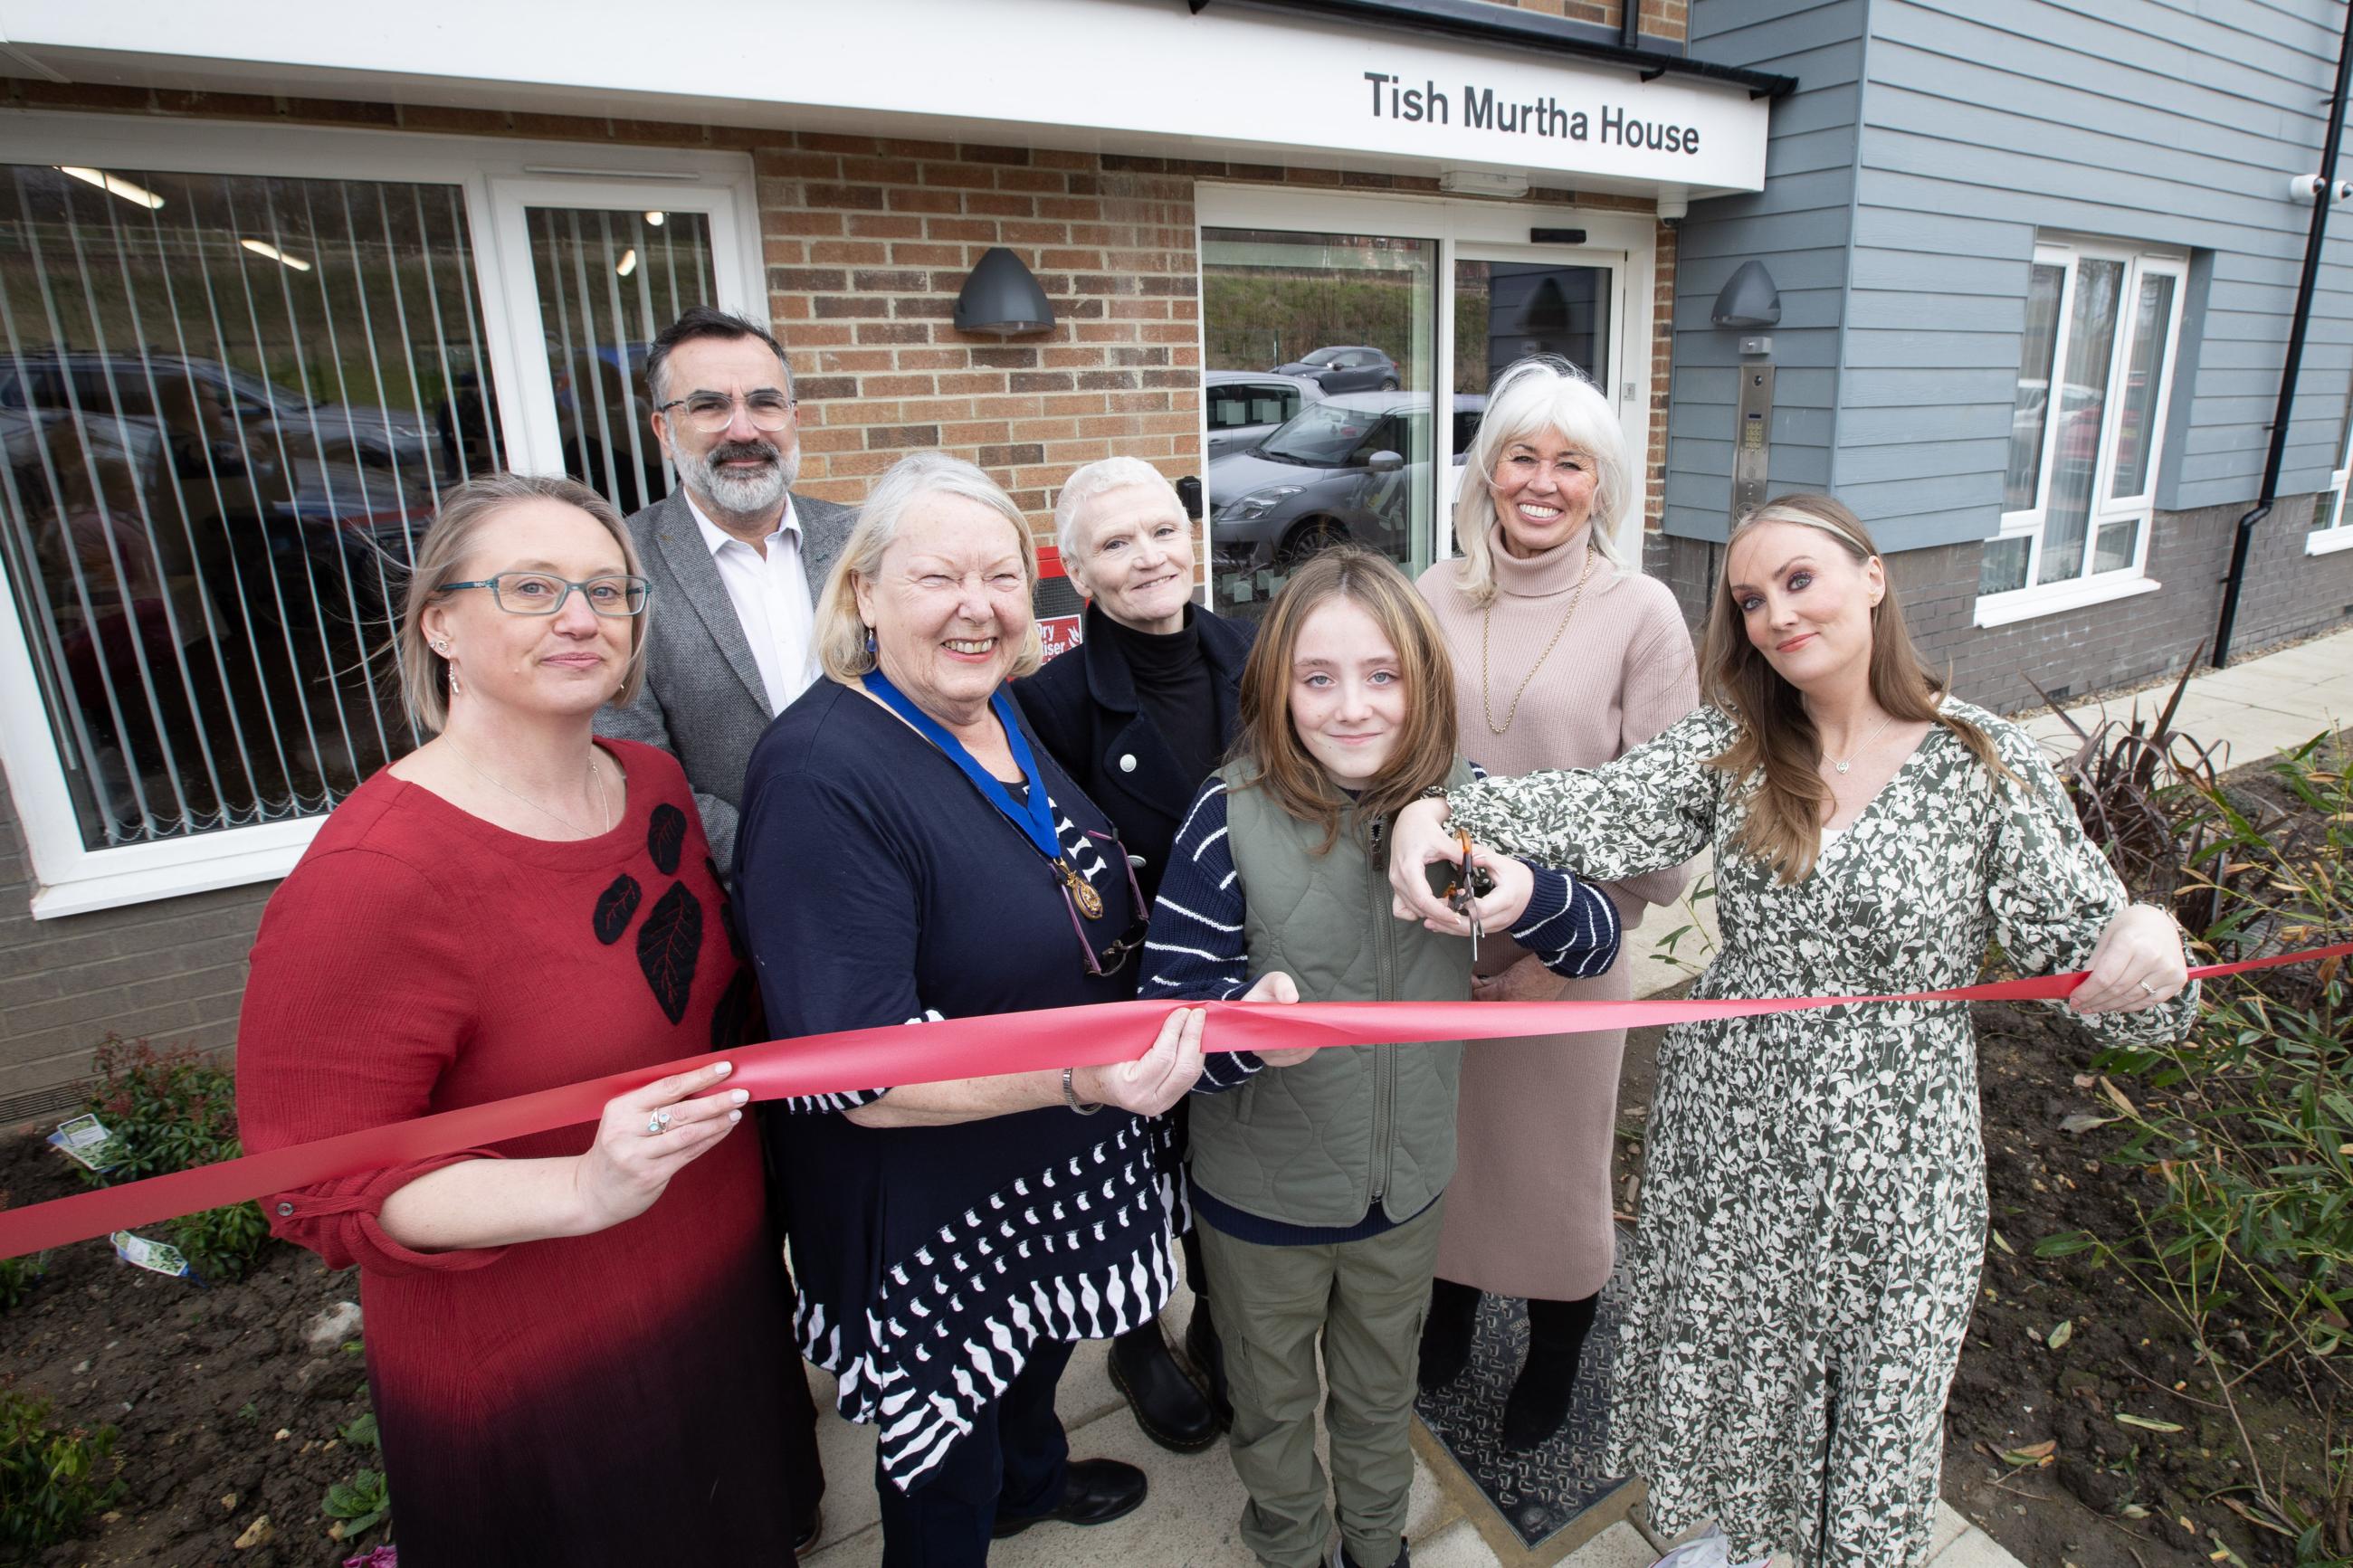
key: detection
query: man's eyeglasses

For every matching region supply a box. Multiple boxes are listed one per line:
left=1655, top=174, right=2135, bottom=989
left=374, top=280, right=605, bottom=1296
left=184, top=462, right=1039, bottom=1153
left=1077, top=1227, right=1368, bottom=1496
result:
left=654, top=390, right=796, bottom=433
left=1065, top=830, right=1153, bottom=979
left=434, top=573, right=652, bottom=617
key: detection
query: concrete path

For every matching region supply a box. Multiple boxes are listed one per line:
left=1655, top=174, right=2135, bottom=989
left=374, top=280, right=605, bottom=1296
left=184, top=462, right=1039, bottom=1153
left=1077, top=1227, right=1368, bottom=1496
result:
left=805, top=626, right=2352, bottom=1568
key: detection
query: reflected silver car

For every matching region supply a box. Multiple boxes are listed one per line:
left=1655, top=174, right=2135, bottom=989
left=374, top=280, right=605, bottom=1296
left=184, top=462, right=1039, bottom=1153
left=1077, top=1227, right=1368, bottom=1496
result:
left=1205, top=370, right=1324, bottom=459
left=1207, top=391, right=1484, bottom=574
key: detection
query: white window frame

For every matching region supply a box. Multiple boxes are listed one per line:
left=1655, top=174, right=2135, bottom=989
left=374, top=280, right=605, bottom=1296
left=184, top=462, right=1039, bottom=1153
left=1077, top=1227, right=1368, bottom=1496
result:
left=1193, top=184, right=1657, bottom=571
left=1975, top=239, right=2186, bottom=629
left=2311, top=403, right=2353, bottom=555
left=0, top=110, right=762, bottom=917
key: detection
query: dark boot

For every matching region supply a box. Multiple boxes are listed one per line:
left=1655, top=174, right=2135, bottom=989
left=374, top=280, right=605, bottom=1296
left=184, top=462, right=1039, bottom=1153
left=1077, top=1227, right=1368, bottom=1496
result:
left=1416, top=1276, right=1481, bottom=1392
left=1182, top=1300, right=1233, bottom=1429
left=1108, top=1320, right=1220, bottom=1452
left=1500, top=1292, right=1599, bottom=1450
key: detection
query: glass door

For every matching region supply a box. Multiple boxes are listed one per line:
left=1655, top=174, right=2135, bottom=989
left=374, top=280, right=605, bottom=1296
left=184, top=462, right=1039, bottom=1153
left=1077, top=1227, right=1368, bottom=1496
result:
left=485, top=180, right=757, bottom=518
left=1200, top=225, right=1438, bottom=620
left=1448, top=252, right=1615, bottom=527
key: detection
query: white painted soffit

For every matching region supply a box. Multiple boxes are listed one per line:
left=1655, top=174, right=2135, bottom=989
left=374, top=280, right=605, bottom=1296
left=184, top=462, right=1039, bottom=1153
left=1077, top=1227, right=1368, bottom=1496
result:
left=0, top=0, right=1769, bottom=200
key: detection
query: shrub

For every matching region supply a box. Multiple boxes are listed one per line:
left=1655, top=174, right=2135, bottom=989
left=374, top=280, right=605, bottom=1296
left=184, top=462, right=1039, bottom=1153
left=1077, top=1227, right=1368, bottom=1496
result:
left=322, top=1468, right=391, bottom=1542
left=2038, top=732, right=2353, bottom=1547
left=81, top=1036, right=272, bottom=1282
left=0, top=1385, right=123, bottom=1557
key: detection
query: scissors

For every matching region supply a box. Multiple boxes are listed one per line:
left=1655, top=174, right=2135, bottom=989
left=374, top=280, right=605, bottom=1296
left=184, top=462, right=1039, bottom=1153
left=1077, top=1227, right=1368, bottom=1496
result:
left=1438, top=830, right=1496, bottom=963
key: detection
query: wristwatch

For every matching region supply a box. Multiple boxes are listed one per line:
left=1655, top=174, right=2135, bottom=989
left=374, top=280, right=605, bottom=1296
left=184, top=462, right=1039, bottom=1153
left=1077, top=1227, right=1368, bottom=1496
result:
left=1062, top=1065, right=1101, bottom=1115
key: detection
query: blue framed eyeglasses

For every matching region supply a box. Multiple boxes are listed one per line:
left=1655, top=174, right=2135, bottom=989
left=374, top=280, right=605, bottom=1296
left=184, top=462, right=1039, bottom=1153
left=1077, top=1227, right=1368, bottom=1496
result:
left=434, top=572, right=651, bottom=617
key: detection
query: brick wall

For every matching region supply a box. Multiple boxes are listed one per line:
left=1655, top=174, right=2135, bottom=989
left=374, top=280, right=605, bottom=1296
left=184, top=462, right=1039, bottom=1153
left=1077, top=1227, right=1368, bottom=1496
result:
left=1643, top=494, right=2353, bottom=714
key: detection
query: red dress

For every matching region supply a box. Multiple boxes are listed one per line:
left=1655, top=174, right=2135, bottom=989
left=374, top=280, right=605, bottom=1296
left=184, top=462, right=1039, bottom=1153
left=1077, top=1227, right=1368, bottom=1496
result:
left=236, top=739, right=796, bottom=1566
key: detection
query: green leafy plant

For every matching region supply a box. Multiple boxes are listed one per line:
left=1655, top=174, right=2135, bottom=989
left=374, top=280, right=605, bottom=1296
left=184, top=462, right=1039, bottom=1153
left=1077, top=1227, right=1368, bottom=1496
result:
left=0, top=1195, right=43, bottom=1313
left=2037, top=731, right=2353, bottom=1548
left=1646, top=870, right=1718, bottom=980
left=322, top=1467, right=392, bottom=1541
left=80, top=1035, right=272, bottom=1281
left=0, top=1385, right=124, bottom=1557
left=338, top=1411, right=379, bottom=1450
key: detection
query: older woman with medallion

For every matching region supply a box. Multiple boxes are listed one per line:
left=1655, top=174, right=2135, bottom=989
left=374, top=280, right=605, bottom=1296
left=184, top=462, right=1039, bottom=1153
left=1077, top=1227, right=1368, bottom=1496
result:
left=737, top=452, right=1208, bottom=1567
left=1411, top=356, right=1700, bottom=1449
left=1015, top=456, right=1254, bottom=1449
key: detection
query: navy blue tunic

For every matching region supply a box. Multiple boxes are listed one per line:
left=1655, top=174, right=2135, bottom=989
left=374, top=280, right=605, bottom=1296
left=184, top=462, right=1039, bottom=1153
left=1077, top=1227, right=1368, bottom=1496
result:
left=736, top=679, right=1180, bottom=1493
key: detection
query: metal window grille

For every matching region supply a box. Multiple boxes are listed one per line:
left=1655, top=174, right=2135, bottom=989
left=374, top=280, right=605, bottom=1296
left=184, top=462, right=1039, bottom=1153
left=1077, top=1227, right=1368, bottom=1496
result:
left=0, top=163, right=501, bottom=852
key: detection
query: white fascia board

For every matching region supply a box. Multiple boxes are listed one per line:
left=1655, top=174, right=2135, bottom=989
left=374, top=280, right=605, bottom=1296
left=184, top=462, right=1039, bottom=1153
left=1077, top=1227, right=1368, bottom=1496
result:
left=0, top=0, right=1768, bottom=197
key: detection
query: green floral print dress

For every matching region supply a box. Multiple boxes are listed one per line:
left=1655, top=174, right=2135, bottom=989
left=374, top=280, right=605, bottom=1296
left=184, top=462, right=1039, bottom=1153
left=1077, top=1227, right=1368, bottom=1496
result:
left=1443, top=698, right=2196, bottom=1568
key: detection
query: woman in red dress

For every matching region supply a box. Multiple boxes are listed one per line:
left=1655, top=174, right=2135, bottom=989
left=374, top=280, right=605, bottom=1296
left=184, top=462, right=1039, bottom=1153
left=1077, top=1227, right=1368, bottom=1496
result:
left=236, top=474, right=806, bottom=1565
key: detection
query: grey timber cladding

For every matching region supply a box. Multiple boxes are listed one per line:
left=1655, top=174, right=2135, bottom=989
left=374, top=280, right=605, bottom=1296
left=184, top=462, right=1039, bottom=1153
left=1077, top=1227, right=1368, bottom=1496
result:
left=1671, top=0, right=2353, bottom=552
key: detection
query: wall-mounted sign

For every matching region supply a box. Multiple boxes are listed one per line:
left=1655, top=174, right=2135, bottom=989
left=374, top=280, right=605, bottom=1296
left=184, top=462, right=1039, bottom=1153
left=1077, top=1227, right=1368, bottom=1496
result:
left=2, top=0, right=1770, bottom=196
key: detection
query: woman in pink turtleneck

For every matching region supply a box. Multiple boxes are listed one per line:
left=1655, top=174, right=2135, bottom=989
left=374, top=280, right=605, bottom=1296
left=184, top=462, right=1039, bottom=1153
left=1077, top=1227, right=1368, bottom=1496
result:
left=1412, top=356, right=1700, bottom=1450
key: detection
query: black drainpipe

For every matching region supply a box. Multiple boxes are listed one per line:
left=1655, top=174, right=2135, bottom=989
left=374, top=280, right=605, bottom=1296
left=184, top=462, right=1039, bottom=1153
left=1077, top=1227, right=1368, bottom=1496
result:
left=1621, top=0, right=1641, bottom=49
left=2214, top=0, right=2353, bottom=667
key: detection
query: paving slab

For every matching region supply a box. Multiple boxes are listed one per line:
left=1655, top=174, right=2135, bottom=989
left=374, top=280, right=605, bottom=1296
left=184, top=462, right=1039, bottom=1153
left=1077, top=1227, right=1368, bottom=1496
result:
left=1926, top=1526, right=2023, bottom=1568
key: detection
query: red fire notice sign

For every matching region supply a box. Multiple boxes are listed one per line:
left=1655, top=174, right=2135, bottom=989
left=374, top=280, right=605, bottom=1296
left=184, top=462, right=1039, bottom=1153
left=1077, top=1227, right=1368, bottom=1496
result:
left=1034, top=546, right=1084, bottom=663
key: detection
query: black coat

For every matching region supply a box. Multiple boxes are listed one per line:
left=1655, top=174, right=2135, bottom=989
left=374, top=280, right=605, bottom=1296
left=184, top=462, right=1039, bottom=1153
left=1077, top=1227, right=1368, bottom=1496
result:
left=1013, top=601, right=1256, bottom=904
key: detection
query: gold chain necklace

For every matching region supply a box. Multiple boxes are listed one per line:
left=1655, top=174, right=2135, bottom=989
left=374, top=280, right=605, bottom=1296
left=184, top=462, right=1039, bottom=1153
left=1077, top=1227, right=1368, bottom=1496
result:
left=1480, top=541, right=1597, bottom=736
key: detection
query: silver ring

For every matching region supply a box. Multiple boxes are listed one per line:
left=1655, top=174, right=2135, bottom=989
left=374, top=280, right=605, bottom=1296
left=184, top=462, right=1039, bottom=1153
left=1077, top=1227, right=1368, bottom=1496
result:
left=2137, top=979, right=2159, bottom=996
left=644, top=1108, right=672, bottom=1136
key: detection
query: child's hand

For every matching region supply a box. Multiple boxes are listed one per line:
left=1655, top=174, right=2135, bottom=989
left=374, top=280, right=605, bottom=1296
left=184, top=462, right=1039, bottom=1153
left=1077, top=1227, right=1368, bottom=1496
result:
left=1241, top=972, right=1313, bottom=1066
left=1420, top=844, right=1534, bottom=936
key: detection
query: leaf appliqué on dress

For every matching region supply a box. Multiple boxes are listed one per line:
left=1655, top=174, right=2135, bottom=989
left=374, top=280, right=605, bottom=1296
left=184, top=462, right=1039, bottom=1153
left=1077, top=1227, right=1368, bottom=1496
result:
left=636, top=879, right=703, bottom=1024
left=592, top=873, right=642, bottom=946
left=647, top=803, right=688, bottom=876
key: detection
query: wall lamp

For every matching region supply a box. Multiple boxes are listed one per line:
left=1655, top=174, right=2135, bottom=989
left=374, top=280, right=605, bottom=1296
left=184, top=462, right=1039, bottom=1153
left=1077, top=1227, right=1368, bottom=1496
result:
left=954, top=247, right=1057, bottom=336
left=1710, top=260, right=1780, bottom=328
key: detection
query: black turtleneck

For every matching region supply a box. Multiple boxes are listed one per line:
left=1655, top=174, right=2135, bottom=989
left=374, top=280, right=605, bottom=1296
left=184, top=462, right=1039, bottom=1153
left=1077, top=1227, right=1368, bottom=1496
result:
left=1101, top=605, right=1221, bottom=789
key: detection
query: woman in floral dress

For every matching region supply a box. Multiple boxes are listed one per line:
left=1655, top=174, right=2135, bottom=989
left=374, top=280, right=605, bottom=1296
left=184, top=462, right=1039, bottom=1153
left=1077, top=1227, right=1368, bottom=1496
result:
left=1386, top=493, right=2195, bottom=1566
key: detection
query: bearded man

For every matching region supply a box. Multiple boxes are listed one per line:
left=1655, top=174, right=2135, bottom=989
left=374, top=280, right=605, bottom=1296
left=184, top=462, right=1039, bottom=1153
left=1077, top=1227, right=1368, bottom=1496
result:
left=597, top=307, right=856, bottom=869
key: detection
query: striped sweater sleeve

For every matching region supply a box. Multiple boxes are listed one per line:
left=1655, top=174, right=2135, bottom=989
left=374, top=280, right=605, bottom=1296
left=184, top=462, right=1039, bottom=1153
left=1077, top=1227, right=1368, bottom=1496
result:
left=1137, top=779, right=1264, bottom=1093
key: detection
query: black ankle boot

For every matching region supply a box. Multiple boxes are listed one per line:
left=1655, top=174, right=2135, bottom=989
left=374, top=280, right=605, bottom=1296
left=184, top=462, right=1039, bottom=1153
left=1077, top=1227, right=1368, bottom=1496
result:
left=1416, top=1276, right=1481, bottom=1392
left=1108, top=1320, right=1220, bottom=1452
left=1500, top=1292, right=1598, bottom=1449
left=1182, top=1302, right=1232, bottom=1429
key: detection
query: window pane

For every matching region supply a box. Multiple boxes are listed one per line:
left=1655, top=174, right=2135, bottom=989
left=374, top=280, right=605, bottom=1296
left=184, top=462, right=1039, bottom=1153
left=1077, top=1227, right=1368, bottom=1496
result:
left=2108, top=272, right=2175, bottom=499
left=2036, top=258, right=2123, bottom=584
left=1978, top=535, right=2031, bottom=595
left=527, top=207, right=714, bottom=517
left=0, top=162, right=497, bottom=852
left=2092, top=517, right=2139, bottom=574
left=2004, top=264, right=2063, bottom=513
left=1201, top=227, right=1435, bottom=621
left=1453, top=260, right=1610, bottom=394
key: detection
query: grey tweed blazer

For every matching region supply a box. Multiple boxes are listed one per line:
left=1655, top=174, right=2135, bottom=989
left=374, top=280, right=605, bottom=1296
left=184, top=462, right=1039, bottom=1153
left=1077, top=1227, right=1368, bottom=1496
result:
left=595, top=488, right=856, bottom=867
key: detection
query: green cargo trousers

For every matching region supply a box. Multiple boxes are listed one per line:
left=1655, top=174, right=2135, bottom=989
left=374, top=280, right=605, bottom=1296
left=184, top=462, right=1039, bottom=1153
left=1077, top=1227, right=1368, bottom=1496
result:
left=1198, top=1197, right=1445, bottom=1568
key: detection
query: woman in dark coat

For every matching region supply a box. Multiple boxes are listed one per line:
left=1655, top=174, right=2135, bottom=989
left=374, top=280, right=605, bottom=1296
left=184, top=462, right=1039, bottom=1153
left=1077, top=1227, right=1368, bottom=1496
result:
left=1015, top=456, right=1253, bottom=1449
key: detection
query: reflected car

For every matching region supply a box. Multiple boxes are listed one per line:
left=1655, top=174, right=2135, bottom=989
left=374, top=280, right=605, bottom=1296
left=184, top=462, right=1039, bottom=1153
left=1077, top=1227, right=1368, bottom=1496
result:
left=1205, top=370, right=1324, bottom=459
left=0, top=349, right=434, bottom=477
left=1206, top=391, right=1484, bottom=574
left=1272, top=346, right=1401, bottom=394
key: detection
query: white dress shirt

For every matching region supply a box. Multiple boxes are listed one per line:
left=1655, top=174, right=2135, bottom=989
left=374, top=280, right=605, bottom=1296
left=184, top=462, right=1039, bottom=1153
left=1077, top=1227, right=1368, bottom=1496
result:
left=687, top=493, right=816, bottom=716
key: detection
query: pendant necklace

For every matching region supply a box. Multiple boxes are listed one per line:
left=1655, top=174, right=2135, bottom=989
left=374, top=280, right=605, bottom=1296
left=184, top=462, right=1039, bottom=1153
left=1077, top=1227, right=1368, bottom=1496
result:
left=443, top=737, right=609, bottom=833
left=1481, top=540, right=1597, bottom=736
left=1825, top=708, right=1895, bottom=775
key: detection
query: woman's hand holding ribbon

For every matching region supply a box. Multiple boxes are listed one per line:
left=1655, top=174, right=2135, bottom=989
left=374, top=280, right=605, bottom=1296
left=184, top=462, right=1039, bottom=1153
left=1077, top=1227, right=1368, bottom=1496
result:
left=1075, top=1007, right=1207, bottom=1115
left=1241, top=972, right=1313, bottom=1065
left=570, top=1061, right=749, bottom=1232
left=2069, top=904, right=2192, bottom=1014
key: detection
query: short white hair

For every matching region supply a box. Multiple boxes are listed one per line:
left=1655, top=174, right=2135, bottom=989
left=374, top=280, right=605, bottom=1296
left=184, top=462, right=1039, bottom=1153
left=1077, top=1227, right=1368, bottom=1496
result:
left=814, top=452, right=1042, bottom=683
left=1053, top=456, right=1183, bottom=562
left=1450, top=356, right=1631, bottom=605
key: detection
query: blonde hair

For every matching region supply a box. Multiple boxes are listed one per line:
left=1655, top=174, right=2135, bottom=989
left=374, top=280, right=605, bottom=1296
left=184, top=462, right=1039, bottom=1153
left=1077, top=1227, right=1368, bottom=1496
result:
left=1233, top=546, right=1459, bottom=854
left=815, top=452, right=1043, bottom=683
left=1053, top=456, right=1182, bottom=561
left=1449, top=356, right=1630, bottom=606
left=397, top=473, right=646, bottom=733
left=1701, top=493, right=2012, bottom=882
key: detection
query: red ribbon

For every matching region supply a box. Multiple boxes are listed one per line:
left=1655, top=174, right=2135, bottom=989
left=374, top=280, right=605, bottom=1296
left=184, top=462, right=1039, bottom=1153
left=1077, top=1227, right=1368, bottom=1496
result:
left=2, top=943, right=2343, bottom=1261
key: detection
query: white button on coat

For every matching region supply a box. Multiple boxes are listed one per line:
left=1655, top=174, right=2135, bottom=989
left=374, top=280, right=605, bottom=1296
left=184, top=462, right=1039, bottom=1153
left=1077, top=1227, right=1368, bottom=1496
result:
left=1119, top=754, right=1138, bottom=773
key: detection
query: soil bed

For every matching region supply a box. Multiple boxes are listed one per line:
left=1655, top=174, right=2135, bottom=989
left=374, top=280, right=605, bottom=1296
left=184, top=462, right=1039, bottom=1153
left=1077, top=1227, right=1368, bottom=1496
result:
left=0, top=1131, right=374, bottom=1567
